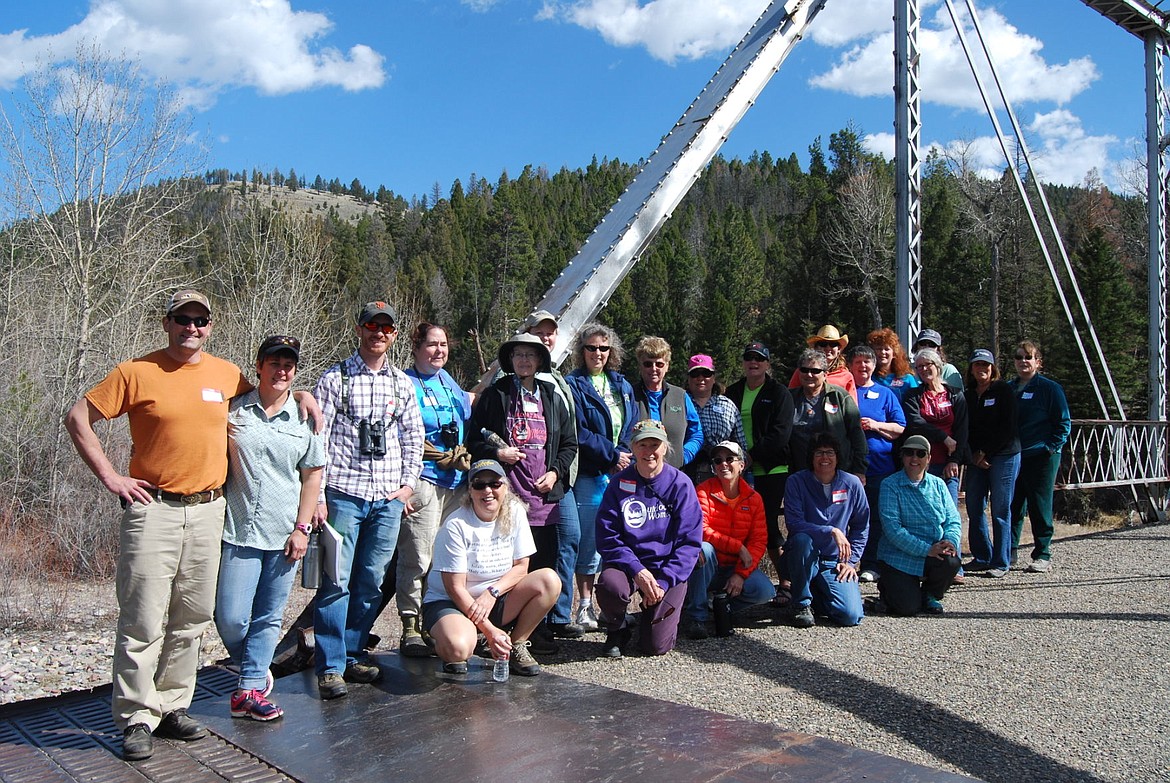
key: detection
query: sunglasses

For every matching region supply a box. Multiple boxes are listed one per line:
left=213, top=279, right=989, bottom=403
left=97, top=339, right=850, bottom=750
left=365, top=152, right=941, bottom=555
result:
left=471, top=480, right=504, bottom=491
left=689, top=370, right=714, bottom=378
left=799, top=366, right=824, bottom=375
left=266, top=335, right=301, bottom=350
left=902, top=448, right=929, bottom=459
left=170, top=314, right=210, bottom=328
left=642, top=360, right=666, bottom=368
left=711, top=456, right=739, bottom=465
left=361, top=322, right=396, bottom=334
left=815, top=342, right=839, bottom=351
left=1015, top=354, right=1036, bottom=361
left=583, top=345, right=611, bottom=353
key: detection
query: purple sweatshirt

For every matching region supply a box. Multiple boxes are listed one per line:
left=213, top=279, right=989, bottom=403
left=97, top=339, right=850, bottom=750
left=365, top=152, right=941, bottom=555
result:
left=596, top=463, right=702, bottom=590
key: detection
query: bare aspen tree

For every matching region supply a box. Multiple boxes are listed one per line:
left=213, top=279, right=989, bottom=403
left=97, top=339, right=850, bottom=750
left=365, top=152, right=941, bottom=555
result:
left=822, top=162, right=895, bottom=330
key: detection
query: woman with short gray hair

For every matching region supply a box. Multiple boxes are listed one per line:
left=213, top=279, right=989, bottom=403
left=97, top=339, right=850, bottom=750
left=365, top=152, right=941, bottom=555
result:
left=787, top=348, right=867, bottom=478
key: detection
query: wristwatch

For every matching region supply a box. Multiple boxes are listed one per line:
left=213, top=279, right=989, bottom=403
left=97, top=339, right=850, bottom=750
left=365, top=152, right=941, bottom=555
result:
left=486, top=586, right=501, bottom=599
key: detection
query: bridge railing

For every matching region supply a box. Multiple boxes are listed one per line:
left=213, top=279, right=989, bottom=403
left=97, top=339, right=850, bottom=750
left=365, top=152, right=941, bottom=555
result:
left=1058, top=419, right=1169, bottom=490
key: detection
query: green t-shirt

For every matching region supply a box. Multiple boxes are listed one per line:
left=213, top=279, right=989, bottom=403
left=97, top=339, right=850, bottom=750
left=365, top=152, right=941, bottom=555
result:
left=740, top=383, right=788, bottom=477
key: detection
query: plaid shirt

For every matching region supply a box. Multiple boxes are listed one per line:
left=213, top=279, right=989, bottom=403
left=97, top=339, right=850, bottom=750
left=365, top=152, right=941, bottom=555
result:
left=693, top=393, right=746, bottom=453
left=314, top=352, right=424, bottom=502
left=877, top=471, right=961, bottom=577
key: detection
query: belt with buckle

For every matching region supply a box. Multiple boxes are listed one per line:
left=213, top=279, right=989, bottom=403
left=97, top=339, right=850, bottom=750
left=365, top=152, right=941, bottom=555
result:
left=156, top=487, right=224, bottom=505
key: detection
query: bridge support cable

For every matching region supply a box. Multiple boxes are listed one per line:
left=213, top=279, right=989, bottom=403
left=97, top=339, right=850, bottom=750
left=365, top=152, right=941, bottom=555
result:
left=1146, top=33, right=1169, bottom=422
left=943, top=0, right=1124, bottom=420
left=517, top=0, right=828, bottom=369
left=894, top=0, right=924, bottom=350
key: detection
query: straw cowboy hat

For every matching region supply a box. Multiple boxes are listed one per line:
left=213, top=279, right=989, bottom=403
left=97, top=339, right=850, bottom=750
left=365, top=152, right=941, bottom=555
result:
left=806, top=324, right=849, bottom=348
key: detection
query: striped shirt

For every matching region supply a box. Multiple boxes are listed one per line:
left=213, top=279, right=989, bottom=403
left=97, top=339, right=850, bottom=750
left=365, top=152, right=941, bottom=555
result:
left=224, top=390, right=326, bottom=551
left=877, top=471, right=961, bottom=577
left=314, top=352, right=424, bottom=502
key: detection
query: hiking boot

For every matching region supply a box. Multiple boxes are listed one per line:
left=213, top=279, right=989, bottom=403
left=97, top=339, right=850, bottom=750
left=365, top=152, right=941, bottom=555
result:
left=600, top=627, right=632, bottom=659
left=400, top=615, right=430, bottom=658
left=680, top=616, right=710, bottom=640
left=923, top=596, right=945, bottom=614
left=442, top=660, right=468, bottom=675
left=1026, top=558, right=1052, bottom=573
left=230, top=689, right=283, bottom=721
left=509, top=640, right=542, bottom=676
left=156, top=709, right=207, bottom=741
left=343, top=660, right=383, bottom=683
left=528, top=624, right=560, bottom=656
left=122, top=723, right=153, bottom=761
left=575, top=603, right=599, bottom=632
left=548, top=621, right=585, bottom=639
left=790, top=604, right=815, bottom=629
left=318, top=673, right=348, bottom=700
left=964, top=560, right=991, bottom=572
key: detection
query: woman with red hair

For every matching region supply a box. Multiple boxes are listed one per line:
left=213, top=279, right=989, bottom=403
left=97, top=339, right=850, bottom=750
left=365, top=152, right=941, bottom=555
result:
left=867, top=328, right=918, bottom=402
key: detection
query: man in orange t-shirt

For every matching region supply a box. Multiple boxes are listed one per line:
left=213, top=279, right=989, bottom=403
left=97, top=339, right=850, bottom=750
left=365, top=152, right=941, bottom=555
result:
left=65, top=289, right=250, bottom=761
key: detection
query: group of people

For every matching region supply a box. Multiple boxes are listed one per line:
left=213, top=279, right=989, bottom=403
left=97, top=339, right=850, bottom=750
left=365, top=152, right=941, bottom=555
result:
left=65, top=290, right=1071, bottom=762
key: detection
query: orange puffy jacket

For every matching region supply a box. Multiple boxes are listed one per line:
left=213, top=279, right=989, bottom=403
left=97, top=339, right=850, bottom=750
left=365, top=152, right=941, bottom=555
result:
left=696, top=477, right=769, bottom=579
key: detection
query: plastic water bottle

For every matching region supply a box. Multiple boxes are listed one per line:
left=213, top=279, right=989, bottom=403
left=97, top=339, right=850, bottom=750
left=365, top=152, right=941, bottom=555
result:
left=492, top=650, right=510, bottom=682
left=301, top=532, right=321, bottom=589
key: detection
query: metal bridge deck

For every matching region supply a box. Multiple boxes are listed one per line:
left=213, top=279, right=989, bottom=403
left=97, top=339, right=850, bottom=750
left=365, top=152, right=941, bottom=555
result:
left=0, top=655, right=975, bottom=782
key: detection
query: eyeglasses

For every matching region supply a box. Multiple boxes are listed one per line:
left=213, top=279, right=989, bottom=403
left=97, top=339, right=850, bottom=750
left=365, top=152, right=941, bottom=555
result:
left=914, top=364, right=935, bottom=371
left=1015, top=354, right=1035, bottom=361
left=583, top=345, right=611, bottom=353
left=799, top=367, right=824, bottom=375
left=812, top=449, right=836, bottom=458
left=711, top=456, right=738, bottom=465
left=689, top=370, right=714, bottom=378
left=902, top=448, right=929, bottom=459
left=361, top=322, right=396, bottom=334
left=170, top=314, right=210, bottom=328
left=642, top=360, right=666, bottom=368
left=471, top=480, right=504, bottom=491
left=512, top=350, right=539, bottom=360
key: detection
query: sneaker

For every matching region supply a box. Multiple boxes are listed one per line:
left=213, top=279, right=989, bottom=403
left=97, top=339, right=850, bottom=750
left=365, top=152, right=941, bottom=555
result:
left=601, top=627, right=632, bottom=659
left=858, top=569, right=878, bottom=583
left=156, top=708, right=207, bottom=741
left=986, top=568, right=1009, bottom=578
left=318, top=672, right=348, bottom=700
left=575, top=603, right=599, bottom=632
left=442, top=660, right=468, bottom=675
left=680, top=616, right=710, bottom=640
left=230, top=689, right=284, bottom=721
left=343, top=660, right=383, bottom=684
left=528, top=624, right=560, bottom=656
left=122, top=723, right=153, bottom=761
left=260, top=669, right=275, bottom=698
left=923, top=596, right=945, bottom=614
left=509, top=640, right=542, bottom=676
left=1026, top=558, right=1052, bottom=573
left=790, top=604, right=815, bottom=629
left=548, top=621, right=585, bottom=639
left=400, top=615, right=430, bottom=659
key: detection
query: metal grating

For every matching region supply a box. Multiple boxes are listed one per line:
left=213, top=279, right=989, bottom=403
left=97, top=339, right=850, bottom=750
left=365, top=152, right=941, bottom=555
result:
left=0, top=668, right=297, bottom=783
left=1060, top=419, right=1170, bottom=489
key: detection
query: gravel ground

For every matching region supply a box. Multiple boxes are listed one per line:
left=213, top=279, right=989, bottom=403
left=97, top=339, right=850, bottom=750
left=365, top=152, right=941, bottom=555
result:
left=3, top=522, right=1167, bottom=783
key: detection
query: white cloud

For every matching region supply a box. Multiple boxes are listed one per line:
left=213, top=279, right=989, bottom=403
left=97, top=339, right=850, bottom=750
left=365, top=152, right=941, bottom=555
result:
left=807, top=0, right=908, bottom=47
left=548, top=0, right=769, bottom=63
left=462, top=0, right=502, bottom=10
left=0, top=0, right=386, bottom=107
left=811, top=5, right=1098, bottom=111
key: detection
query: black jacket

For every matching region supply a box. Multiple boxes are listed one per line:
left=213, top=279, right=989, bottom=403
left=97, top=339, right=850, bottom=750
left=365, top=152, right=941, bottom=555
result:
left=725, top=376, right=795, bottom=472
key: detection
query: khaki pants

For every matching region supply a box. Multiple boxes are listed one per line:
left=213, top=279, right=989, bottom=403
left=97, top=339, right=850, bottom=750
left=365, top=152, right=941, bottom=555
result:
left=113, top=497, right=224, bottom=729
left=395, top=481, right=466, bottom=617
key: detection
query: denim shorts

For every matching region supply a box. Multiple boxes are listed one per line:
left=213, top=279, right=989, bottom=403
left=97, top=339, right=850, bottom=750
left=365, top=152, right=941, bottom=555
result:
left=422, top=593, right=508, bottom=633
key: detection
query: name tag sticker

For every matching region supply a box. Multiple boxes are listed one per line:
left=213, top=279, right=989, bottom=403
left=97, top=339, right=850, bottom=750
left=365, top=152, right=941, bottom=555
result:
left=832, top=489, right=848, bottom=504
left=825, top=402, right=839, bottom=414
left=866, top=390, right=880, bottom=399
left=522, top=400, right=539, bottom=413
left=202, top=388, right=224, bottom=403
left=938, top=399, right=952, bottom=408
left=1022, top=392, right=1034, bottom=400
left=984, top=398, right=997, bottom=407
left=619, top=480, right=637, bottom=494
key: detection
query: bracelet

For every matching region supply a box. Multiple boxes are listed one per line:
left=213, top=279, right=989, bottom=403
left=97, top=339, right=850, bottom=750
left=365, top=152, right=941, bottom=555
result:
left=295, top=522, right=312, bottom=535
left=486, top=586, right=501, bottom=599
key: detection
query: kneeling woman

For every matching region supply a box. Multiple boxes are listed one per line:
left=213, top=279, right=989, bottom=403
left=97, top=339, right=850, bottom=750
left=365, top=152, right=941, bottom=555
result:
left=877, top=435, right=962, bottom=615
left=423, top=460, right=560, bottom=677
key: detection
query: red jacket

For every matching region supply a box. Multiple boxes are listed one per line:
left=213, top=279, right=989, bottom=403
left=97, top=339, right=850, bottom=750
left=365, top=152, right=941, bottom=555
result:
left=696, top=477, right=768, bottom=578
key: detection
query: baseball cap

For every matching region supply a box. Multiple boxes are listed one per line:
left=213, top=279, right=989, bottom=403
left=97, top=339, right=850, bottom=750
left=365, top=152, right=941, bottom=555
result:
left=256, top=335, right=301, bottom=364
left=357, top=301, right=397, bottom=324
left=969, top=349, right=995, bottom=365
left=631, top=419, right=668, bottom=443
left=743, top=342, right=771, bottom=361
left=688, top=354, right=715, bottom=373
left=166, top=289, right=211, bottom=316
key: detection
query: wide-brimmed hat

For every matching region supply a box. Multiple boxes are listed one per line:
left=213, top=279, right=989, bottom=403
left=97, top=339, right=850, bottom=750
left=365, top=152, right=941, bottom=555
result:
left=807, top=324, right=848, bottom=348
left=631, top=419, right=668, bottom=443
left=498, top=332, right=551, bottom=374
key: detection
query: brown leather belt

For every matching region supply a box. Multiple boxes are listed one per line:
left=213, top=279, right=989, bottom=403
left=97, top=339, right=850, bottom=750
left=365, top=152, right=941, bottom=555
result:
left=155, top=487, right=224, bottom=505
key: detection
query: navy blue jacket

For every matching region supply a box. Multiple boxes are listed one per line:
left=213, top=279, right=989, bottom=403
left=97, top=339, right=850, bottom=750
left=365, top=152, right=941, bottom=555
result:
left=566, top=369, right=637, bottom=478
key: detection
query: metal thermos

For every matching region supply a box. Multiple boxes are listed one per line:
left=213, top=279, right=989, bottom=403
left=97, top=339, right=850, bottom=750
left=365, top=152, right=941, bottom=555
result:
left=301, top=532, right=321, bottom=589
left=713, top=591, right=734, bottom=637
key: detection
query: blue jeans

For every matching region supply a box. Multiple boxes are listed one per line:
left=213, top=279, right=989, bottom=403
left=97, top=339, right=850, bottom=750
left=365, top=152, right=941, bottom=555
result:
left=215, top=542, right=297, bottom=691
left=684, top=541, right=776, bottom=622
left=965, top=452, right=1021, bottom=570
left=552, top=489, right=580, bottom=624
left=785, top=532, right=864, bottom=625
left=928, top=463, right=960, bottom=508
left=574, top=474, right=608, bottom=575
left=314, top=489, right=404, bottom=676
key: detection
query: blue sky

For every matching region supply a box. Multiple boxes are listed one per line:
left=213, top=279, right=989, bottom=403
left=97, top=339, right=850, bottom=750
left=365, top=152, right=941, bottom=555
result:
left=0, top=1, right=1152, bottom=201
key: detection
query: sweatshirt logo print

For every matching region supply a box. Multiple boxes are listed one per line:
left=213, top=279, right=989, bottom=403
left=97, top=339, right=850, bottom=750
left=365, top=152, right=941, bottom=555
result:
left=622, top=499, right=648, bottom=529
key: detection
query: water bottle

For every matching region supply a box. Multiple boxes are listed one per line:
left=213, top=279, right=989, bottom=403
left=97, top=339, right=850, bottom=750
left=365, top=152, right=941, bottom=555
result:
left=301, top=532, right=321, bottom=589
left=713, top=591, right=734, bottom=637
left=492, top=650, right=510, bottom=682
